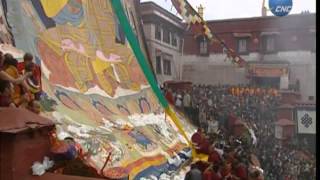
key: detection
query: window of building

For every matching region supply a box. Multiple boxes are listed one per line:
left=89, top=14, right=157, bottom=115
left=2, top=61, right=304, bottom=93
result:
left=237, top=38, right=249, bottom=54
left=163, top=28, right=170, bottom=44
left=163, top=59, right=171, bottom=75
left=198, top=36, right=209, bottom=56
left=156, top=55, right=162, bottom=74
left=261, top=35, right=277, bottom=53
left=171, top=33, right=178, bottom=47
left=155, top=25, right=162, bottom=40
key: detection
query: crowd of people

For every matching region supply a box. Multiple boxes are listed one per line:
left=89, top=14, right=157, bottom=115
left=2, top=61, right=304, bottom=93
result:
left=257, top=135, right=315, bottom=180
left=163, top=84, right=315, bottom=180
left=0, top=51, right=41, bottom=114
left=1, top=49, right=316, bottom=179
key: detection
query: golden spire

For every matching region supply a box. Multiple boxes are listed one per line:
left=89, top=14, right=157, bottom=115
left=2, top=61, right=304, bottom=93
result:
left=197, top=4, right=204, bottom=19
left=262, top=0, right=267, bottom=16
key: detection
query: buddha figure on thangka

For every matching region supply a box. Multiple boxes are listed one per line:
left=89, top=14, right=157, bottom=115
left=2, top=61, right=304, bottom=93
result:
left=128, top=129, right=158, bottom=152
left=31, top=0, right=147, bottom=97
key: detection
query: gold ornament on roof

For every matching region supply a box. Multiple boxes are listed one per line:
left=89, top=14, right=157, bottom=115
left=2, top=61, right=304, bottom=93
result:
left=197, top=4, right=204, bottom=19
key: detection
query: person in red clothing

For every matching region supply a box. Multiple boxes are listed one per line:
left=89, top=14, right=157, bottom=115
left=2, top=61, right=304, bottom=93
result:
left=203, top=164, right=222, bottom=180
left=199, top=138, right=210, bottom=154
left=191, top=128, right=203, bottom=151
left=220, top=161, right=232, bottom=179
left=208, top=146, right=222, bottom=164
left=212, top=165, right=223, bottom=180
left=164, top=88, right=174, bottom=105
left=191, top=128, right=210, bottom=154
left=203, top=166, right=213, bottom=180
left=1, top=52, right=31, bottom=85
left=233, top=160, right=248, bottom=180
left=18, top=53, right=41, bottom=100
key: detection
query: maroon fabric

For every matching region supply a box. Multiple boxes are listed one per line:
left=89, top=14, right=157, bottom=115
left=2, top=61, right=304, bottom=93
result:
left=165, top=91, right=174, bottom=105
left=0, top=95, right=12, bottom=107
left=191, top=131, right=210, bottom=154
left=203, top=169, right=222, bottom=180
left=208, top=150, right=222, bottom=164
left=212, top=173, right=223, bottom=180
left=198, top=139, right=210, bottom=154
left=235, top=164, right=248, bottom=180
left=220, top=163, right=232, bottom=177
left=203, top=169, right=213, bottom=180
left=191, top=132, right=202, bottom=147
left=17, top=62, right=42, bottom=90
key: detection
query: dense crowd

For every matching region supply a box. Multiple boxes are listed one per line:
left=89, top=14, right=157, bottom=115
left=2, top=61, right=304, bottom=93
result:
left=163, top=84, right=315, bottom=180
left=0, top=51, right=41, bottom=114
left=1, top=49, right=315, bottom=179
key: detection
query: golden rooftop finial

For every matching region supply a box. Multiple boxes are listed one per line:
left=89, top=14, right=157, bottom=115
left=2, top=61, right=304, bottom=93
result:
left=197, top=4, right=204, bottom=19
left=262, top=0, right=269, bottom=16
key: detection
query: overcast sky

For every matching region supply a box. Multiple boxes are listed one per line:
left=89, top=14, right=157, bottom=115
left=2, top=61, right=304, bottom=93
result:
left=141, top=0, right=316, bottom=20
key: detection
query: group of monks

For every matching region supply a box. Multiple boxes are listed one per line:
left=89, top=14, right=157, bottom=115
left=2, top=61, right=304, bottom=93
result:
left=229, top=86, right=278, bottom=97
left=190, top=128, right=263, bottom=180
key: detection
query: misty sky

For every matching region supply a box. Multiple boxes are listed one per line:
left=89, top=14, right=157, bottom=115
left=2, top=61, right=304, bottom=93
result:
left=141, top=0, right=316, bottom=20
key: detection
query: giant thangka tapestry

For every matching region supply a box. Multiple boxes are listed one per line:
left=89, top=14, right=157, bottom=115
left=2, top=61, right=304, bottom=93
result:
left=4, top=0, right=195, bottom=179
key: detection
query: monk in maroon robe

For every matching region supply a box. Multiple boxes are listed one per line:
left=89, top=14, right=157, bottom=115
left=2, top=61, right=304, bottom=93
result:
left=208, top=146, right=222, bottom=164
left=191, top=128, right=210, bottom=154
